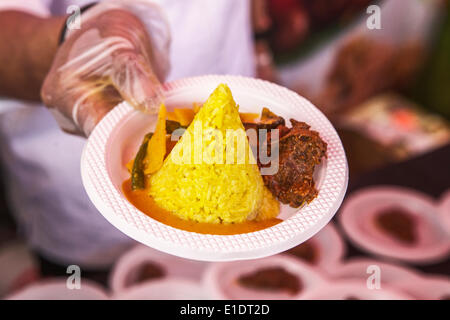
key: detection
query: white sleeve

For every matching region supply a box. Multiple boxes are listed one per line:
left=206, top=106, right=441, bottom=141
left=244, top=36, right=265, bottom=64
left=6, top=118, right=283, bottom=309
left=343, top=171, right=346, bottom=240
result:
left=0, top=0, right=50, bottom=17
left=65, top=0, right=171, bottom=81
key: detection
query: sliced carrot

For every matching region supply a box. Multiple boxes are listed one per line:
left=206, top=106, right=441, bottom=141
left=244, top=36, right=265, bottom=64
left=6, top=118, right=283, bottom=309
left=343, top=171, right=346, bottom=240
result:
left=193, top=102, right=202, bottom=114
left=173, top=108, right=195, bottom=126
left=167, top=111, right=178, bottom=122
left=144, top=104, right=167, bottom=174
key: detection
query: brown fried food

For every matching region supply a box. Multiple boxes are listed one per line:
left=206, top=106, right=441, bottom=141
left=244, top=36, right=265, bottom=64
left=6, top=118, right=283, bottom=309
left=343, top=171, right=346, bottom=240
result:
left=237, top=267, right=302, bottom=295
left=263, top=119, right=327, bottom=207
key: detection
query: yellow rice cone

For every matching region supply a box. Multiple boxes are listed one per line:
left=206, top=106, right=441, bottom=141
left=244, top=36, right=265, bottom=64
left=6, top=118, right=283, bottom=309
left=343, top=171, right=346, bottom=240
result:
left=149, top=84, right=267, bottom=224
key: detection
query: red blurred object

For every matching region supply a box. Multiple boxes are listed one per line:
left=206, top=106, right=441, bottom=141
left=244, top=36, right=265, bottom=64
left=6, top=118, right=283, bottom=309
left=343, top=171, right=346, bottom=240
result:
left=267, top=0, right=375, bottom=54
left=9, top=267, right=40, bottom=295
left=268, top=0, right=309, bottom=53
left=303, top=0, right=374, bottom=26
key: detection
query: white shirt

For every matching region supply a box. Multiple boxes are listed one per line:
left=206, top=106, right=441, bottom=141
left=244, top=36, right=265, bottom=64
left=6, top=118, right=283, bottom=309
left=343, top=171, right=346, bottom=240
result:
left=0, top=0, right=254, bottom=268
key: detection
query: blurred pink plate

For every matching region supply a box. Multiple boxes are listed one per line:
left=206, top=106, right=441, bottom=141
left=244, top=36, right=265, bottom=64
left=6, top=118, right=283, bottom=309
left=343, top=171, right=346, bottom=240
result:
left=339, top=186, right=450, bottom=264
left=112, top=278, right=207, bottom=300
left=81, top=75, right=348, bottom=261
left=284, top=223, right=346, bottom=270
left=325, top=258, right=422, bottom=285
left=301, top=280, right=412, bottom=300
left=6, top=279, right=108, bottom=300
left=395, top=275, right=450, bottom=300
left=203, top=255, right=327, bottom=299
left=109, top=244, right=208, bottom=293
left=438, top=190, right=450, bottom=234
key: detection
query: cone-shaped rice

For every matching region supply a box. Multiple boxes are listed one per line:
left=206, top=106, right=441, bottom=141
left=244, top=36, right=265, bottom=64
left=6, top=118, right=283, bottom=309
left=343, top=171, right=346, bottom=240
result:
left=149, top=84, right=266, bottom=224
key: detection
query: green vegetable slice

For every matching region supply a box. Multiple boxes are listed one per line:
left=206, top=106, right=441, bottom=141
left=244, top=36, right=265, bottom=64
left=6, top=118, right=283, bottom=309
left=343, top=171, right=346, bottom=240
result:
left=131, top=132, right=153, bottom=190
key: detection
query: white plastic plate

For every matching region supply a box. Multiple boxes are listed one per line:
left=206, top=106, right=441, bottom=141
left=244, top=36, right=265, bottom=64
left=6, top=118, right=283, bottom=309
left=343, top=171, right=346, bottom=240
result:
left=81, top=75, right=348, bottom=261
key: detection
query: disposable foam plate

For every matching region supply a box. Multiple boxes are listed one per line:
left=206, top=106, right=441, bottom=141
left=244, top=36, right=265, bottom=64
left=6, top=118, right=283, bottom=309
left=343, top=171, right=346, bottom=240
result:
left=109, top=244, right=209, bottom=293
left=81, top=75, right=348, bottom=261
left=339, top=186, right=450, bottom=264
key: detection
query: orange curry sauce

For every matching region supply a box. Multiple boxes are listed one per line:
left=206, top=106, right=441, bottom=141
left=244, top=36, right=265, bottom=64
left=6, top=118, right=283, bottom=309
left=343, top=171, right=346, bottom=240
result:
left=122, top=179, right=282, bottom=235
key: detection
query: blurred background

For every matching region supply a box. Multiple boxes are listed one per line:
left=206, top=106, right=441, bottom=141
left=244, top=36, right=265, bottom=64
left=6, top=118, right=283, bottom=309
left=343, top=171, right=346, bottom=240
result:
left=0, top=0, right=449, bottom=299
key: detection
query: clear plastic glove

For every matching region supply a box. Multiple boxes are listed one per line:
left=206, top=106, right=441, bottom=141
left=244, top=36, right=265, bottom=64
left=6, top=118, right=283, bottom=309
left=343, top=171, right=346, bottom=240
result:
left=41, top=1, right=170, bottom=136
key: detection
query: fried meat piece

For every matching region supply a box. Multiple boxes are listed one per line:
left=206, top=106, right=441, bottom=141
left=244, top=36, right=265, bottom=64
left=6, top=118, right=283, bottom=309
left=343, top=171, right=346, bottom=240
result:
left=263, top=119, right=327, bottom=207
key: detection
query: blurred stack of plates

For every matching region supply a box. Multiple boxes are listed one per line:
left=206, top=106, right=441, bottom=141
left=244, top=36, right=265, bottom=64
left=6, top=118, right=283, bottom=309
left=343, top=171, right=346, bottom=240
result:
left=4, top=185, right=449, bottom=299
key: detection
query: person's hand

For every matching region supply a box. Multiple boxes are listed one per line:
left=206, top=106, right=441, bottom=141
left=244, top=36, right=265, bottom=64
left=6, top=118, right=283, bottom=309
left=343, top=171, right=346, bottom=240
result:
left=41, top=5, right=167, bottom=136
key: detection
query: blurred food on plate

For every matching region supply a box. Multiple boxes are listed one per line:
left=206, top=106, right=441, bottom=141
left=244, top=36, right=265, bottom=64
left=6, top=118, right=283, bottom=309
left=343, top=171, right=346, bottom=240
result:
left=339, top=186, right=450, bottom=264
left=337, top=94, right=450, bottom=161
left=109, top=245, right=208, bottom=293
left=203, top=255, right=326, bottom=299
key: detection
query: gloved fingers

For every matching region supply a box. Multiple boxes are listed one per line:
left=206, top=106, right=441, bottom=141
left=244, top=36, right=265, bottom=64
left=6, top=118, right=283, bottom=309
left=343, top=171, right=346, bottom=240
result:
left=73, top=84, right=122, bottom=136
left=42, top=40, right=162, bottom=136
left=41, top=7, right=168, bottom=136
left=110, top=50, right=164, bottom=114
left=43, top=80, right=122, bottom=137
